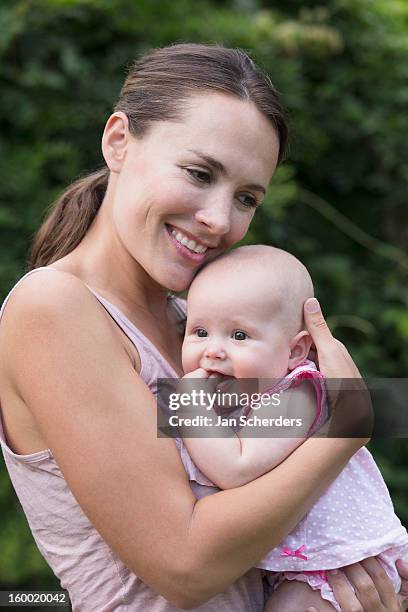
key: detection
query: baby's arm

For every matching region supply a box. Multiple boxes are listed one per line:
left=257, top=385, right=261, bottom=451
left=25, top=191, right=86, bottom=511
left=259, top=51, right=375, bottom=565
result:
left=180, top=371, right=317, bottom=489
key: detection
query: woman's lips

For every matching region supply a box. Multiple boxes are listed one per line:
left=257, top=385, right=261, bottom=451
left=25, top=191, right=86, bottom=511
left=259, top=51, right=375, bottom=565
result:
left=166, top=225, right=208, bottom=263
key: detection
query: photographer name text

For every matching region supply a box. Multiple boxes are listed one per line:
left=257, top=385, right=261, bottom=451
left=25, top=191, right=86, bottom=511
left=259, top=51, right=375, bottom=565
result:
left=168, top=414, right=303, bottom=428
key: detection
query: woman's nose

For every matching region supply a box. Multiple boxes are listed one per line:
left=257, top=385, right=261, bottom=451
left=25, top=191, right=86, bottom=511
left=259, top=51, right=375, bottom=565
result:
left=195, top=196, right=232, bottom=236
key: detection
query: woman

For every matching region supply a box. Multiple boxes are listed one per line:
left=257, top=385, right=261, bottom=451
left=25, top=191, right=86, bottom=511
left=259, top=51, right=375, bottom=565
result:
left=0, top=43, right=406, bottom=611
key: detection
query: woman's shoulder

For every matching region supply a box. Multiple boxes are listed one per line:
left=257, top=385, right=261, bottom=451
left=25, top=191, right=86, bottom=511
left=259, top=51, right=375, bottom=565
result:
left=0, top=268, right=126, bottom=363
left=0, top=268, right=130, bottom=454
left=1, top=268, right=122, bottom=345
left=2, top=268, right=93, bottom=319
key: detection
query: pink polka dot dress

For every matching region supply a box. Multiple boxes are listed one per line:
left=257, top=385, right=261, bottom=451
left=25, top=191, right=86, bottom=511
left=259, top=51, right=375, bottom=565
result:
left=179, top=362, right=408, bottom=610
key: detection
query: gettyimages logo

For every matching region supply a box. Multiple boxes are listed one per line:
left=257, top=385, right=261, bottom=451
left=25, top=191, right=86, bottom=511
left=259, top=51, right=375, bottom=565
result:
left=167, top=387, right=281, bottom=411
left=156, top=377, right=408, bottom=439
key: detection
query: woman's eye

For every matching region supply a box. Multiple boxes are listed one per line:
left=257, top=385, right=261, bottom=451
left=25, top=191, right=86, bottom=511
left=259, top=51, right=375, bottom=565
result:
left=237, top=193, right=259, bottom=209
left=195, top=328, right=208, bottom=337
left=233, top=330, right=247, bottom=341
left=187, top=168, right=211, bottom=184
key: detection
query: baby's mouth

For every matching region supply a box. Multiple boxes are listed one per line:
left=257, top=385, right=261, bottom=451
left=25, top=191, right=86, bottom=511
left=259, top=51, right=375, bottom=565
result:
left=207, top=369, right=233, bottom=379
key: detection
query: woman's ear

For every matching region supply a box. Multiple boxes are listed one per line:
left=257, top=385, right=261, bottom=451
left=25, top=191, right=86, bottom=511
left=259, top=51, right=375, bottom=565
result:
left=288, top=330, right=312, bottom=371
left=101, top=112, right=130, bottom=173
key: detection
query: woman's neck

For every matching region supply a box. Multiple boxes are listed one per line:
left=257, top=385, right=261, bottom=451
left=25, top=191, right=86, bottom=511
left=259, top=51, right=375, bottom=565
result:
left=52, top=241, right=170, bottom=327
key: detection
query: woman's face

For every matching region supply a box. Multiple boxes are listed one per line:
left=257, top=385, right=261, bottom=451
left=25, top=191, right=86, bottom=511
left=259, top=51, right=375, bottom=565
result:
left=106, top=93, right=280, bottom=292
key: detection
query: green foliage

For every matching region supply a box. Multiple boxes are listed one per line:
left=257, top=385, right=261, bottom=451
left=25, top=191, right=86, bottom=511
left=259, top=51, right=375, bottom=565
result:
left=0, top=0, right=407, bottom=591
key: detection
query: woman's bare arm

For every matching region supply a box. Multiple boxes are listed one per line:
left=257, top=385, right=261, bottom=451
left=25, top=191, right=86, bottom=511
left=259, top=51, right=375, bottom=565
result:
left=2, top=273, right=366, bottom=609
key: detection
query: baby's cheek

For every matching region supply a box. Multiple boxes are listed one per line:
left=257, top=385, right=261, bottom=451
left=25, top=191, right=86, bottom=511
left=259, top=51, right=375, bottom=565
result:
left=234, top=350, right=265, bottom=378
left=181, top=341, right=200, bottom=373
left=235, top=347, right=282, bottom=380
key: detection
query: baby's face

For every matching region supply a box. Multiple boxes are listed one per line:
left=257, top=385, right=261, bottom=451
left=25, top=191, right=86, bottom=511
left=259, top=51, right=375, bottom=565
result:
left=182, top=270, right=292, bottom=381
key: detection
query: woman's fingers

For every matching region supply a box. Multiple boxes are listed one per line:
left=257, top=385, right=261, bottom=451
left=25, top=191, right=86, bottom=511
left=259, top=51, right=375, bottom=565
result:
left=303, top=297, right=372, bottom=439
left=343, top=562, right=392, bottom=611
left=334, top=339, right=361, bottom=377
left=305, top=560, right=408, bottom=612
left=304, top=298, right=334, bottom=347
left=303, top=298, right=361, bottom=379
left=303, top=298, right=346, bottom=382
left=396, top=558, right=408, bottom=610
left=358, top=557, right=402, bottom=611
left=327, top=569, right=364, bottom=612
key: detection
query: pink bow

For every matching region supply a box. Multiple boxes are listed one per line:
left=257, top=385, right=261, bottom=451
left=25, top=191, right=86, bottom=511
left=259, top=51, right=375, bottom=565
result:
left=280, top=544, right=308, bottom=561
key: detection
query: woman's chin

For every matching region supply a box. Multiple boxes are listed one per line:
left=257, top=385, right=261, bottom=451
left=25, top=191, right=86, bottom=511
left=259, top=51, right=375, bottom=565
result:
left=163, top=262, right=208, bottom=293
left=167, top=279, right=191, bottom=294
left=161, top=271, right=193, bottom=294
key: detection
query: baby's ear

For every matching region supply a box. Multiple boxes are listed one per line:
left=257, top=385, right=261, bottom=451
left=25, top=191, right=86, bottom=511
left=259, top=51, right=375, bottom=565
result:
left=288, top=331, right=312, bottom=371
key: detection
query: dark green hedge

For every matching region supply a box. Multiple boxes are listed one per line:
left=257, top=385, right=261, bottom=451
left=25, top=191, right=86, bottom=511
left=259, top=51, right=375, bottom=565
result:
left=1, top=0, right=407, bottom=590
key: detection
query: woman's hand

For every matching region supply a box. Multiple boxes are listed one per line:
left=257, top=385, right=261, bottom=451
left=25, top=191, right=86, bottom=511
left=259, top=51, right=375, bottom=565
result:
left=305, top=558, right=408, bottom=611
left=303, top=298, right=373, bottom=440
left=304, top=303, right=407, bottom=612
left=305, top=559, right=408, bottom=612
left=304, top=298, right=361, bottom=379
left=396, top=559, right=408, bottom=610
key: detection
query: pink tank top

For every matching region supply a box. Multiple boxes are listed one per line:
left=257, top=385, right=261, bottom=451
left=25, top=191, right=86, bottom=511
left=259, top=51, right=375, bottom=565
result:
left=0, top=268, right=266, bottom=612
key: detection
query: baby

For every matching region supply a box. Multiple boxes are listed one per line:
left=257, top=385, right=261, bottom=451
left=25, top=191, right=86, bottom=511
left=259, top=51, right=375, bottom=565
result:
left=177, top=244, right=408, bottom=611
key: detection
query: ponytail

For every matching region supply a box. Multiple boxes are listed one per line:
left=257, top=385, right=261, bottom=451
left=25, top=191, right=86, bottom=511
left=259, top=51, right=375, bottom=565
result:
left=28, top=167, right=109, bottom=270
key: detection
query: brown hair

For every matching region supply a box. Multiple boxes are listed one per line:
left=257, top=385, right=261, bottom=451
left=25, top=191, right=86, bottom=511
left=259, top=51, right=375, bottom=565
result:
left=28, top=43, right=289, bottom=270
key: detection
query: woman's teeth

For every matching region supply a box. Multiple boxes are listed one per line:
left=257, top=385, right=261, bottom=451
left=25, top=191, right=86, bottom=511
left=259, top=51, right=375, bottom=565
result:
left=171, top=228, right=208, bottom=254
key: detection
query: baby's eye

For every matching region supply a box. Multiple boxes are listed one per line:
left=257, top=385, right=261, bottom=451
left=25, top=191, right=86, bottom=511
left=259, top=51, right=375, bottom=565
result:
left=233, top=330, right=247, bottom=341
left=195, top=328, right=208, bottom=337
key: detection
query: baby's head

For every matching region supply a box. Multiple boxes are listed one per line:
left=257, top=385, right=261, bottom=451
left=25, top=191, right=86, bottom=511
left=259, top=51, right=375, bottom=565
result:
left=182, top=245, right=314, bottom=380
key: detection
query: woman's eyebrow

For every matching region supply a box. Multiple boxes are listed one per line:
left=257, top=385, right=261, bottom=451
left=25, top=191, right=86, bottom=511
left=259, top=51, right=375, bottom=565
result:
left=187, top=148, right=266, bottom=195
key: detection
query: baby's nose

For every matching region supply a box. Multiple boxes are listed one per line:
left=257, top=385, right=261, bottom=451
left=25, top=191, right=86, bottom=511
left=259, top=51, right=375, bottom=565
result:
left=203, top=345, right=227, bottom=360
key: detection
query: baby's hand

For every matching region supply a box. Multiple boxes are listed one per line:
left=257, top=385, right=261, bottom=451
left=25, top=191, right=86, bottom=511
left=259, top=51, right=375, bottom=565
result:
left=178, top=369, right=236, bottom=418
left=182, top=368, right=225, bottom=380
left=182, top=367, right=211, bottom=379
left=176, top=368, right=219, bottom=416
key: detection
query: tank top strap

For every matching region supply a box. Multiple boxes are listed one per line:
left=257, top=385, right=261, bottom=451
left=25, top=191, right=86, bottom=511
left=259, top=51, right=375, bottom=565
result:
left=167, top=294, right=187, bottom=337
left=0, top=266, right=182, bottom=386
left=168, top=293, right=187, bottom=320
left=85, top=289, right=182, bottom=382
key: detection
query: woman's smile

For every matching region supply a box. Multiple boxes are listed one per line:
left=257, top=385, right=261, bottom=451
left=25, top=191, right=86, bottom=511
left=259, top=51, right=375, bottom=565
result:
left=165, top=223, right=212, bottom=263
